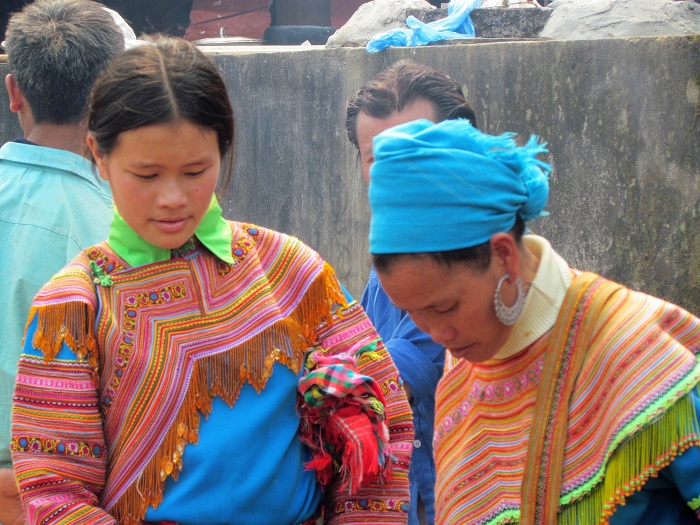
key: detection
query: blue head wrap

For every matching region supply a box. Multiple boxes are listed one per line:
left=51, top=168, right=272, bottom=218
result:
left=368, top=119, right=552, bottom=254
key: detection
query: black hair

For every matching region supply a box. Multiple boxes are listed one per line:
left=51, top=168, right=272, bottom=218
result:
left=372, top=215, right=526, bottom=273
left=346, top=59, right=477, bottom=149
left=4, top=0, right=124, bottom=124
left=87, top=36, right=236, bottom=191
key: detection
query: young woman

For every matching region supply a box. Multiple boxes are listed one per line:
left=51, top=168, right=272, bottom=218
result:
left=367, top=118, right=700, bottom=525
left=10, top=38, right=412, bottom=525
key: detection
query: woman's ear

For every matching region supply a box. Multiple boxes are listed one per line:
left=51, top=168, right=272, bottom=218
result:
left=86, top=134, right=109, bottom=181
left=489, top=233, right=520, bottom=280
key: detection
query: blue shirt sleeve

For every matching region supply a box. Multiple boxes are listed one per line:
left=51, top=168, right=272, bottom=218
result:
left=339, top=283, right=355, bottom=304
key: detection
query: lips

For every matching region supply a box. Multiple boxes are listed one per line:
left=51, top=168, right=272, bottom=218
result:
left=448, top=344, right=475, bottom=359
left=152, top=217, right=189, bottom=234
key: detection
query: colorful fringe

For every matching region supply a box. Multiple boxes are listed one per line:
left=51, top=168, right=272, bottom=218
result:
left=559, top=386, right=700, bottom=524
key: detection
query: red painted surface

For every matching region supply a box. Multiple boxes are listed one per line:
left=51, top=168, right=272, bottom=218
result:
left=185, top=0, right=366, bottom=41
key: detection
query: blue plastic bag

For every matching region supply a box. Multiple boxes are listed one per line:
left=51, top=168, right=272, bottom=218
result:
left=366, top=0, right=481, bottom=53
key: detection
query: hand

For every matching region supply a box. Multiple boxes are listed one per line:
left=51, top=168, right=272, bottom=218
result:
left=0, top=467, right=26, bottom=525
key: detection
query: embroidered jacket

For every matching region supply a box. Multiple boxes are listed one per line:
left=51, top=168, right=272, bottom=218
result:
left=12, top=222, right=412, bottom=525
left=433, top=237, right=700, bottom=525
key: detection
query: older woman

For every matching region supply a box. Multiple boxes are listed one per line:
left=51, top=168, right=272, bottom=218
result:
left=368, top=118, right=700, bottom=525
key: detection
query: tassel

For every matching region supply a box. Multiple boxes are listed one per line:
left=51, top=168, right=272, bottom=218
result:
left=559, top=387, right=700, bottom=524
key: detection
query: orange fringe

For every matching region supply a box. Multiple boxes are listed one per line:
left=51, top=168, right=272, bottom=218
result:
left=111, top=262, right=348, bottom=523
left=27, top=301, right=99, bottom=372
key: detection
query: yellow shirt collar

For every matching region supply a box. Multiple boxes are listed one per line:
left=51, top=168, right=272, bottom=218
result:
left=493, top=235, right=572, bottom=360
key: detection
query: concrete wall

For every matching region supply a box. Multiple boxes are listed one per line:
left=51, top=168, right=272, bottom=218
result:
left=1, top=35, right=698, bottom=313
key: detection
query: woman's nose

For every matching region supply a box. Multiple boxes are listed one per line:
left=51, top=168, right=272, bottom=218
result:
left=433, top=324, right=457, bottom=348
left=411, top=314, right=456, bottom=347
left=157, top=178, right=187, bottom=208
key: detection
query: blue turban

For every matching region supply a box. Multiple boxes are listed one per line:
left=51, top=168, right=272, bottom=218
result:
left=368, top=119, right=552, bottom=254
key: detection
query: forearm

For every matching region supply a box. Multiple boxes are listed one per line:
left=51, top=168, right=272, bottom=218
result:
left=316, top=303, right=412, bottom=524
left=12, top=349, right=112, bottom=524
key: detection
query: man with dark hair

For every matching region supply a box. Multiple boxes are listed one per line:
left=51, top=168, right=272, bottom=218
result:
left=0, top=2, right=123, bottom=523
left=346, top=59, right=477, bottom=525
left=347, top=59, right=477, bottom=183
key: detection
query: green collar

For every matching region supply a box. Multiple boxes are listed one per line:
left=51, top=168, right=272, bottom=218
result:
left=108, top=195, right=234, bottom=267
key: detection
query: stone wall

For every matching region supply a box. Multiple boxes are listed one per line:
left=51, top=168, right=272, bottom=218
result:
left=1, top=34, right=698, bottom=312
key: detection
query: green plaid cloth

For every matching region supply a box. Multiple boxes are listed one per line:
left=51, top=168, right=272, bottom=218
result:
left=298, top=345, right=391, bottom=493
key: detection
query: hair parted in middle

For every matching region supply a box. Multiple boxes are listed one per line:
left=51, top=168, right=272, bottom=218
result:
left=87, top=36, right=236, bottom=190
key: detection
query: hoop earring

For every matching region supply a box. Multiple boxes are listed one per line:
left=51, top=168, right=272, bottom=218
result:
left=494, top=274, right=526, bottom=326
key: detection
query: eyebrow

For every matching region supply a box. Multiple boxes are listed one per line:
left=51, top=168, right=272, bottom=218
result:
left=129, top=158, right=213, bottom=169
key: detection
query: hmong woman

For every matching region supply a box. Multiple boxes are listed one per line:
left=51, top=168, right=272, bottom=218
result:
left=10, top=37, right=412, bottom=525
left=366, top=118, right=700, bottom=524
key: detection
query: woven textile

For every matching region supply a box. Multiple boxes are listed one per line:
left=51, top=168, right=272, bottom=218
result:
left=434, top=273, right=700, bottom=525
left=12, top=222, right=412, bottom=525
left=298, top=347, right=392, bottom=493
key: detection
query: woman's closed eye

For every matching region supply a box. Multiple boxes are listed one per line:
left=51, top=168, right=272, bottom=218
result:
left=132, top=172, right=158, bottom=180
left=434, top=303, right=459, bottom=314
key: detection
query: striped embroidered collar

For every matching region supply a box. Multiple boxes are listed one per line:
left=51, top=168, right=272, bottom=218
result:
left=107, top=194, right=234, bottom=267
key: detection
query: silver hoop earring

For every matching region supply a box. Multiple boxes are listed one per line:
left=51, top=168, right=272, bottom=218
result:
left=494, top=274, right=526, bottom=326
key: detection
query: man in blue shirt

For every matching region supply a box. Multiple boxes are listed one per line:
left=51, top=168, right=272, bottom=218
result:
left=0, top=2, right=124, bottom=523
left=346, top=60, right=478, bottom=525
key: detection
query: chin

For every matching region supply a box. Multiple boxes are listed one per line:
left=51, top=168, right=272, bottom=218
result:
left=149, top=235, right=193, bottom=251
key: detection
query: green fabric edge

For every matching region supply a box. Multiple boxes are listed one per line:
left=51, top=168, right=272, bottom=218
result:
left=108, top=194, right=234, bottom=267
left=558, top=366, right=700, bottom=524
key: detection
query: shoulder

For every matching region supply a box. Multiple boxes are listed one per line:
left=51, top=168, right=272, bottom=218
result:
left=571, top=280, right=700, bottom=422
left=32, top=249, right=99, bottom=309
left=230, top=221, right=324, bottom=271
left=0, top=146, right=112, bottom=250
left=564, top=271, right=700, bottom=357
left=590, top=284, right=700, bottom=355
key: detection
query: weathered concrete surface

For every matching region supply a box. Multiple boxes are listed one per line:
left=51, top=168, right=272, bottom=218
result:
left=542, top=0, right=700, bottom=40
left=1, top=35, right=698, bottom=313
left=0, top=97, right=21, bottom=146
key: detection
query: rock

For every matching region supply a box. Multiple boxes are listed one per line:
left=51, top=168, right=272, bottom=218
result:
left=406, top=4, right=553, bottom=38
left=471, top=7, right=553, bottom=37
left=541, top=0, right=700, bottom=39
left=325, top=0, right=436, bottom=48
left=419, top=6, right=448, bottom=22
